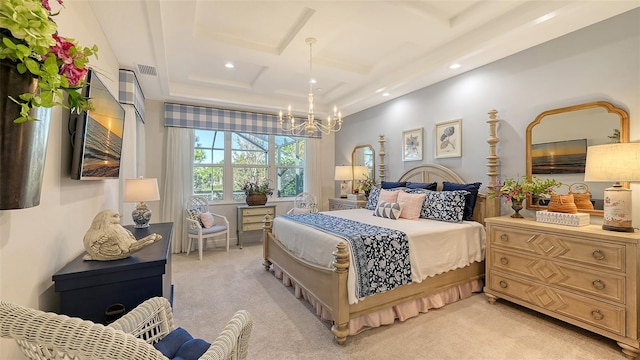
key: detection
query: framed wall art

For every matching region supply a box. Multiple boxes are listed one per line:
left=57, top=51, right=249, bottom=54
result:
left=435, top=119, right=462, bottom=158
left=402, top=127, right=423, bottom=161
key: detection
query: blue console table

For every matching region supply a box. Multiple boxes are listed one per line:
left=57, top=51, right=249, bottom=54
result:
left=52, top=222, right=173, bottom=324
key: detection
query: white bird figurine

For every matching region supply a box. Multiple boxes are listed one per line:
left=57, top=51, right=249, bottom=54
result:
left=83, top=210, right=162, bottom=261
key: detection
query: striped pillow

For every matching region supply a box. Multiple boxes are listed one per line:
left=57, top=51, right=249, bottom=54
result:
left=373, top=202, right=403, bottom=220
left=397, top=191, right=426, bottom=220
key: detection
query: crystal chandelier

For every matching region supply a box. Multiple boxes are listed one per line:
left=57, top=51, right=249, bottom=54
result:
left=279, top=37, right=342, bottom=136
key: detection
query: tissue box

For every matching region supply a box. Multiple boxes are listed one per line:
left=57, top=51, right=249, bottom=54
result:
left=347, top=193, right=364, bottom=201
left=536, top=210, right=590, bottom=227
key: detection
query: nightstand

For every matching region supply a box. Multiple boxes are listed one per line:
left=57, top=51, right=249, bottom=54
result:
left=328, top=198, right=367, bottom=210
left=237, top=204, right=276, bottom=248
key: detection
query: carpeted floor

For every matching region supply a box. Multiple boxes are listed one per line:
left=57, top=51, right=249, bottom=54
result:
left=171, top=242, right=626, bottom=360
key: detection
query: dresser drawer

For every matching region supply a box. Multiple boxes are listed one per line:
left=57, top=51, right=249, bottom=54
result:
left=491, top=249, right=625, bottom=303
left=242, top=223, right=265, bottom=232
left=489, top=271, right=625, bottom=335
left=491, top=226, right=625, bottom=272
left=242, top=207, right=275, bottom=216
left=242, top=215, right=269, bottom=224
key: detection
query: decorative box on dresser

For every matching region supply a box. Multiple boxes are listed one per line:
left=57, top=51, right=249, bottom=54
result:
left=328, top=198, right=367, bottom=210
left=484, top=216, right=640, bottom=359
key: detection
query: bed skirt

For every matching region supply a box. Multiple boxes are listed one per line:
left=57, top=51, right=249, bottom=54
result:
left=272, top=264, right=483, bottom=336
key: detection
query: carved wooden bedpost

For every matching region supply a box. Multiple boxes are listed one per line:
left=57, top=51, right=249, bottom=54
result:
left=486, top=109, right=501, bottom=218
left=331, top=242, right=350, bottom=345
left=378, top=134, right=386, bottom=183
left=262, top=215, right=273, bottom=271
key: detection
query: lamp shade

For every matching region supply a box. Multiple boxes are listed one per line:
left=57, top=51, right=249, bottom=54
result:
left=334, top=166, right=352, bottom=181
left=584, top=143, right=640, bottom=182
left=353, top=166, right=369, bottom=180
left=124, top=178, right=160, bottom=202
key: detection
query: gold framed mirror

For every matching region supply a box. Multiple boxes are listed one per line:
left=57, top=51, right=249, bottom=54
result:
left=352, top=145, right=375, bottom=192
left=525, top=101, right=629, bottom=216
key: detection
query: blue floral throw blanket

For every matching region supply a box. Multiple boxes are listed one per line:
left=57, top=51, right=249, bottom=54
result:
left=282, top=213, right=412, bottom=298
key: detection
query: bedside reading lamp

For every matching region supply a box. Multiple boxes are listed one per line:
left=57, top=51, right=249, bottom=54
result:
left=335, top=166, right=352, bottom=198
left=584, top=143, right=640, bottom=232
left=124, top=177, right=160, bottom=228
left=352, top=166, right=369, bottom=192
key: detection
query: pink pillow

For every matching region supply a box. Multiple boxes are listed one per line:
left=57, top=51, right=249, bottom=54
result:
left=377, top=189, right=400, bottom=206
left=290, top=208, right=311, bottom=214
left=397, top=191, right=426, bottom=220
left=199, top=212, right=215, bottom=228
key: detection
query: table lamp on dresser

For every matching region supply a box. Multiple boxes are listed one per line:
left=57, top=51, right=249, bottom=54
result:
left=584, top=142, right=640, bottom=232
left=124, top=177, right=160, bottom=228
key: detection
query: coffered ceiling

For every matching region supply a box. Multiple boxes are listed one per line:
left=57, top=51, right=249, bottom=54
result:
left=88, top=1, right=639, bottom=118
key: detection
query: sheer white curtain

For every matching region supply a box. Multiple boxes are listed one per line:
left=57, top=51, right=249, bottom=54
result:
left=161, top=127, right=194, bottom=253
left=305, top=136, right=323, bottom=209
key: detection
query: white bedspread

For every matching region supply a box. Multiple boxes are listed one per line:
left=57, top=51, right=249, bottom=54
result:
left=272, top=209, right=486, bottom=304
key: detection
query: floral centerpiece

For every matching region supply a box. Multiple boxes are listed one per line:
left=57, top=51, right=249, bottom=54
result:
left=357, top=175, right=376, bottom=197
left=242, top=179, right=273, bottom=206
left=491, top=176, right=559, bottom=203
left=0, top=0, right=99, bottom=123
left=490, top=176, right=559, bottom=218
left=242, top=179, right=274, bottom=196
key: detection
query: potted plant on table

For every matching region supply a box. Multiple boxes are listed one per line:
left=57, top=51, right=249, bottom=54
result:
left=357, top=175, right=376, bottom=199
left=0, top=0, right=98, bottom=210
left=490, top=176, right=559, bottom=218
left=242, top=179, right=273, bottom=206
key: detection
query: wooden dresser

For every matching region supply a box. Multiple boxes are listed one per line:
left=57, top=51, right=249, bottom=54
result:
left=328, top=198, right=367, bottom=210
left=485, top=216, right=640, bottom=359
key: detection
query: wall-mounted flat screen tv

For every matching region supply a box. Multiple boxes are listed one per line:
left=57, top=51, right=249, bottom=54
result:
left=531, top=138, right=587, bottom=174
left=70, top=70, right=125, bottom=180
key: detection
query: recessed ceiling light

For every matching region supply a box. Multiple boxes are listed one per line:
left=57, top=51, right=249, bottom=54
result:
left=382, top=92, right=390, bottom=97
left=225, top=62, right=234, bottom=69
left=375, top=87, right=386, bottom=93
left=449, top=63, right=461, bottom=69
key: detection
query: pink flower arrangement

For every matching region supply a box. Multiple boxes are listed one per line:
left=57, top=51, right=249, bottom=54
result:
left=0, top=0, right=99, bottom=122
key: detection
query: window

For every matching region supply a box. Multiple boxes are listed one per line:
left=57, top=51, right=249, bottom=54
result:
left=193, top=130, right=306, bottom=201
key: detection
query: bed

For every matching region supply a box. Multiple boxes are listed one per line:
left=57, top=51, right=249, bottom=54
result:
left=262, top=111, right=502, bottom=344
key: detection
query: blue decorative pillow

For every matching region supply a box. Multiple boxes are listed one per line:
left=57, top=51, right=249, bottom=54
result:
left=365, top=187, right=381, bottom=210
left=406, top=182, right=438, bottom=190
left=154, top=327, right=210, bottom=360
left=381, top=181, right=407, bottom=189
left=419, top=190, right=468, bottom=223
left=442, top=182, right=481, bottom=221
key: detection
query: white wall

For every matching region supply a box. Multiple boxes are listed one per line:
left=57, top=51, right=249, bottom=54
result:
left=0, top=1, right=130, bottom=358
left=337, top=8, right=640, bottom=220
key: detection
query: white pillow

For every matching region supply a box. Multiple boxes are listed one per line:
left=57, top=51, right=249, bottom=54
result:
left=199, top=212, right=215, bottom=228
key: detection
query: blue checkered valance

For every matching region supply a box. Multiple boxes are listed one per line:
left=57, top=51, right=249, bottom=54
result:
left=163, top=103, right=320, bottom=138
left=119, top=69, right=145, bottom=120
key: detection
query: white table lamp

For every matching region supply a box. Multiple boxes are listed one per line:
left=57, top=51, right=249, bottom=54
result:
left=584, top=143, right=640, bottom=232
left=335, top=166, right=352, bottom=198
left=124, top=177, right=160, bottom=228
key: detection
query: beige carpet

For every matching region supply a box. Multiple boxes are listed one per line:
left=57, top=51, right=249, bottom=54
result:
left=171, top=242, right=626, bottom=360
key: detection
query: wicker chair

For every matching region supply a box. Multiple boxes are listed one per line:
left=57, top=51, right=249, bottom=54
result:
left=0, top=297, right=252, bottom=360
left=286, top=192, right=319, bottom=214
left=185, top=196, right=230, bottom=260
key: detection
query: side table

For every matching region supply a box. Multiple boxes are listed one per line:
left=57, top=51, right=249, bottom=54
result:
left=52, top=222, right=173, bottom=324
left=237, top=204, right=276, bottom=248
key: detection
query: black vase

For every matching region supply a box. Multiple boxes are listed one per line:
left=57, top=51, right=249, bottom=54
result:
left=0, top=61, right=51, bottom=209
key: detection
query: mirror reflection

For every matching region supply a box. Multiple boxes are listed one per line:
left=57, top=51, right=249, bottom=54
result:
left=352, top=145, right=375, bottom=192
left=525, top=101, right=629, bottom=216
